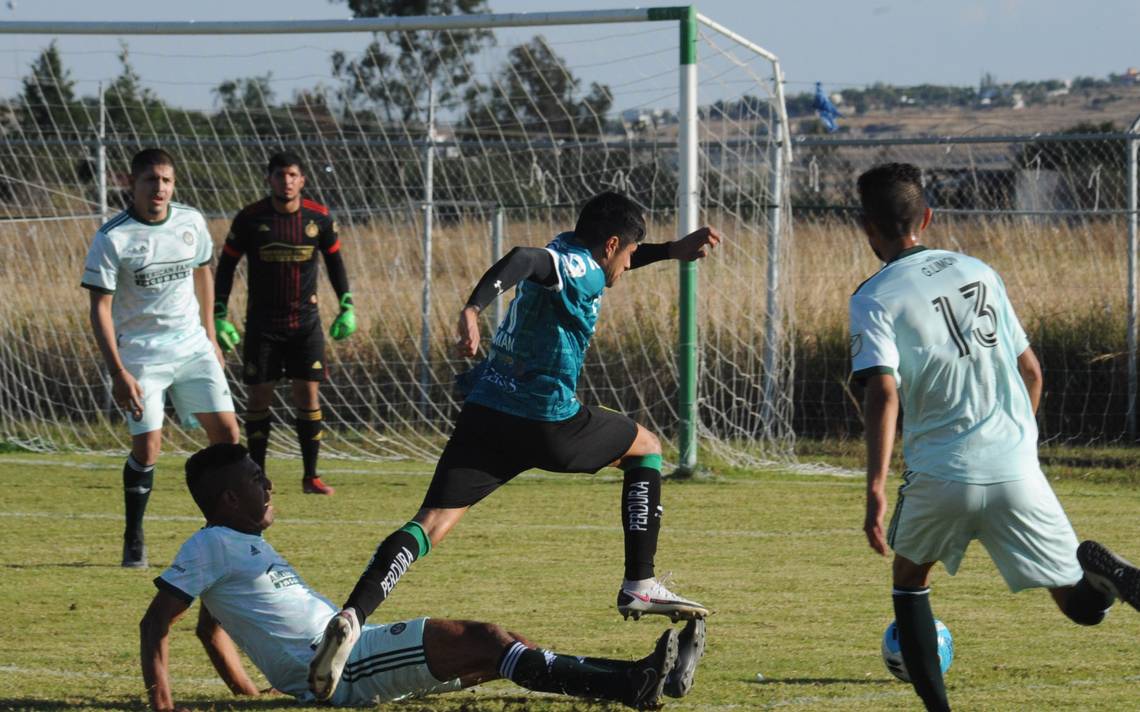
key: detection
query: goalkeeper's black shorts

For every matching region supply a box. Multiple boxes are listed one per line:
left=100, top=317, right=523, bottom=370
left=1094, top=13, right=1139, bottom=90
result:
left=241, top=322, right=326, bottom=384
left=421, top=401, right=638, bottom=509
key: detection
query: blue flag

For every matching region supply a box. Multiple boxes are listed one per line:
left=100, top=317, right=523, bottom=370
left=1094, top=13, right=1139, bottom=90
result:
left=813, top=82, right=843, bottom=133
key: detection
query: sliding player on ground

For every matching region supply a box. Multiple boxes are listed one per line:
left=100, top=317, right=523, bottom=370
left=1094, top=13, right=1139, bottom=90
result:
left=139, top=443, right=704, bottom=711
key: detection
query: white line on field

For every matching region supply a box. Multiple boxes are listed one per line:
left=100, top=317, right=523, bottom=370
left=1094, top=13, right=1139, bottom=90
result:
left=0, top=510, right=855, bottom=539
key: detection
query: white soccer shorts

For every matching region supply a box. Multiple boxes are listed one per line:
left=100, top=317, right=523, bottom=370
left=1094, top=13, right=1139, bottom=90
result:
left=329, top=617, right=462, bottom=706
left=887, top=468, right=1083, bottom=592
left=126, top=346, right=234, bottom=435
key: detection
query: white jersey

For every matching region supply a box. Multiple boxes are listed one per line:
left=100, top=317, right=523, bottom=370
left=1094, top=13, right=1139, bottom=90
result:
left=157, top=526, right=337, bottom=700
left=81, top=203, right=214, bottom=363
left=849, top=246, right=1037, bottom=484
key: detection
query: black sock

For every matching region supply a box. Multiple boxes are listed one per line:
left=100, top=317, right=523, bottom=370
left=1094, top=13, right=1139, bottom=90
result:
left=122, top=454, right=154, bottom=545
left=344, top=522, right=431, bottom=624
left=1063, top=577, right=1115, bottom=625
left=295, top=408, right=323, bottom=480
left=620, top=455, right=663, bottom=581
left=245, top=409, right=271, bottom=472
left=893, top=586, right=950, bottom=712
left=499, top=641, right=630, bottom=702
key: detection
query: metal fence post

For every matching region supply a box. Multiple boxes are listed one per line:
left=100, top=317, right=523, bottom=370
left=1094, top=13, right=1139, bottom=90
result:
left=418, top=90, right=436, bottom=420
left=1127, top=114, right=1140, bottom=439
left=492, top=206, right=505, bottom=329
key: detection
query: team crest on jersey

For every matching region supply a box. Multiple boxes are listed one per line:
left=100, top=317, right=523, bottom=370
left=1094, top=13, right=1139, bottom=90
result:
left=850, top=333, right=863, bottom=357
left=305, top=221, right=320, bottom=238
left=390, top=622, right=407, bottom=635
left=331, top=220, right=339, bottom=233
left=257, top=224, right=271, bottom=232
left=562, top=253, right=587, bottom=278
left=182, top=231, right=194, bottom=246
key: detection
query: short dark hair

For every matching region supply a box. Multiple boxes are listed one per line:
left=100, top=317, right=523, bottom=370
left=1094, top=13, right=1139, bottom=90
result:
left=267, top=151, right=305, bottom=175
left=185, top=443, right=251, bottom=518
left=573, top=192, right=646, bottom=249
left=130, top=148, right=175, bottom=178
left=856, top=162, right=927, bottom=241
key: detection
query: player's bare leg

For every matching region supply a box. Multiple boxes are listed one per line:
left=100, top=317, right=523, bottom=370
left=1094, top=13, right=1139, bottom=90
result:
left=422, top=618, right=680, bottom=710
left=196, top=411, right=240, bottom=445
left=614, top=425, right=707, bottom=621
left=122, top=430, right=162, bottom=568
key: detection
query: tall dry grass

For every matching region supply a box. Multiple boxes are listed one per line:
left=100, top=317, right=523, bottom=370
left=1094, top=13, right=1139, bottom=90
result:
left=0, top=211, right=1132, bottom=449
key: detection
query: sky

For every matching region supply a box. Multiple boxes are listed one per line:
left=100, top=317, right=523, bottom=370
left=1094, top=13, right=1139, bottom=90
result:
left=1, top=0, right=1138, bottom=112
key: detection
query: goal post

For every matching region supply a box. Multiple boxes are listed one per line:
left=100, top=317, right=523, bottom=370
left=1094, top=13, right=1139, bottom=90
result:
left=0, top=7, right=794, bottom=468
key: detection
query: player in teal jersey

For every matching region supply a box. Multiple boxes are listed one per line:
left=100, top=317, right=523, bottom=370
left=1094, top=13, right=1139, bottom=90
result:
left=851, top=163, right=1140, bottom=711
left=140, top=444, right=701, bottom=711
left=307, top=192, right=718, bottom=701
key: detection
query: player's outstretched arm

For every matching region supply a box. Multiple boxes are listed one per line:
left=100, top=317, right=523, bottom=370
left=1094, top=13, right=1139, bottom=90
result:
left=669, top=226, right=722, bottom=262
left=140, top=590, right=191, bottom=712
left=862, top=373, right=899, bottom=557
left=456, top=305, right=482, bottom=359
left=629, top=226, right=722, bottom=270
left=195, top=604, right=261, bottom=696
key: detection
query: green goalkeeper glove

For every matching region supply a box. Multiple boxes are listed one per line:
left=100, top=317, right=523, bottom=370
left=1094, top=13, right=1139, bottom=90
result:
left=329, top=292, right=357, bottom=341
left=213, top=301, right=241, bottom=352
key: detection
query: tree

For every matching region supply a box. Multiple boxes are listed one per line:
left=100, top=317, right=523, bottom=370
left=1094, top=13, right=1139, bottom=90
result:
left=103, top=43, right=162, bottom=133
left=20, top=41, right=78, bottom=133
left=331, top=0, right=493, bottom=124
left=214, top=74, right=275, bottom=113
left=463, top=35, right=613, bottom=141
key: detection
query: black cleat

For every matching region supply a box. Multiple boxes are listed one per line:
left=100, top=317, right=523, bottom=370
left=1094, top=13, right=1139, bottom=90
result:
left=664, top=617, right=706, bottom=698
left=1078, top=540, right=1140, bottom=611
left=622, top=628, right=679, bottom=710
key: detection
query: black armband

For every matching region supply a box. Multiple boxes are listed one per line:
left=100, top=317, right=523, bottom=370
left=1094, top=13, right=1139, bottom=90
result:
left=630, top=241, right=670, bottom=270
left=465, top=246, right=557, bottom=310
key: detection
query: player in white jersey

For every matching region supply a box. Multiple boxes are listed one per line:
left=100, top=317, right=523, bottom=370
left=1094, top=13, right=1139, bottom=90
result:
left=82, top=149, right=239, bottom=569
left=851, top=163, right=1140, bottom=711
left=139, top=444, right=704, bottom=711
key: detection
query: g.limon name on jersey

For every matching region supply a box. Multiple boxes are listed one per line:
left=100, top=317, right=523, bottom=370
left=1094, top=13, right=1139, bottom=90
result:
left=466, top=232, right=604, bottom=421
left=81, top=203, right=214, bottom=361
left=849, top=246, right=1038, bottom=483
left=157, top=526, right=338, bottom=700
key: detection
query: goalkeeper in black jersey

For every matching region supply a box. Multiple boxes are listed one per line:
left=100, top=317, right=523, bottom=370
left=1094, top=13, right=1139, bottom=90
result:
left=214, top=152, right=356, bottom=495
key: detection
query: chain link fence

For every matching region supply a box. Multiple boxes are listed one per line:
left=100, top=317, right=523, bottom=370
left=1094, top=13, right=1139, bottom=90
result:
left=788, top=129, right=1140, bottom=444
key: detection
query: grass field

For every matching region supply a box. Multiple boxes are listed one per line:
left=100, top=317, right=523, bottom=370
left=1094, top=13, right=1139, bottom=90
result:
left=2, top=451, right=1139, bottom=711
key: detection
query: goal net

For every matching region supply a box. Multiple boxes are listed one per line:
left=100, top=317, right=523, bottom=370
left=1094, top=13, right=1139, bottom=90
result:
left=0, top=9, right=793, bottom=468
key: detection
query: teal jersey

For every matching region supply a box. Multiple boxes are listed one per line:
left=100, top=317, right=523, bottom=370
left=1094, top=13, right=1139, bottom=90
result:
left=849, top=246, right=1037, bottom=483
left=466, top=232, right=604, bottom=421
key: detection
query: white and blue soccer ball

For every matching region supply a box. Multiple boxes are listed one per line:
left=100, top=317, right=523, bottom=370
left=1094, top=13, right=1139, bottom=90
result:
left=881, top=619, right=953, bottom=682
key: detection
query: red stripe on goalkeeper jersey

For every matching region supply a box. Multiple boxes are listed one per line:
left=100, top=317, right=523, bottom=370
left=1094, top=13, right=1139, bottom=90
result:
left=325, top=238, right=341, bottom=255
left=222, top=243, right=243, bottom=258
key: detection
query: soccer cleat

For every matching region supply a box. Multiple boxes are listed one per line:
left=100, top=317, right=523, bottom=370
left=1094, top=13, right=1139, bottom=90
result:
left=308, top=609, right=360, bottom=701
left=664, top=617, right=706, bottom=698
left=617, top=576, right=709, bottom=622
left=302, top=477, right=335, bottom=495
left=121, top=537, right=148, bottom=568
left=622, top=628, right=678, bottom=710
left=1078, top=540, right=1140, bottom=611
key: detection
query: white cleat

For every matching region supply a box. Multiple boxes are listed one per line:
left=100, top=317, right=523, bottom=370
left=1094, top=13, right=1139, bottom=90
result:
left=308, top=609, right=360, bottom=701
left=617, top=576, right=708, bottom=622
left=664, top=617, right=706, bottom=698
left=1078, top=540, right=1140, bottom=611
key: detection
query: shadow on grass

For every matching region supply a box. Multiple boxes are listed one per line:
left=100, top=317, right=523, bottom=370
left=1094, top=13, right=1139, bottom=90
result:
left=1, top=562, right=110, bottom=570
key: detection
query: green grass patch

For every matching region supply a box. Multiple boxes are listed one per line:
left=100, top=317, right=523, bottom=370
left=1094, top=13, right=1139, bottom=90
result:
left=1, top=454, right=1138, bottom=711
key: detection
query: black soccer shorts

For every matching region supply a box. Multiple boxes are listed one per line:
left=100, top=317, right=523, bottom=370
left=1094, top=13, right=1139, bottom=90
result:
left=421, top=401, right=639, bottom=509
left=241, top=322, right=326, bottom=384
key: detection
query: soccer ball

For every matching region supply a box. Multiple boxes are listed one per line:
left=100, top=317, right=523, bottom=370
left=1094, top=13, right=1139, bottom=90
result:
left=881, top=619, right=953, bottom=682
